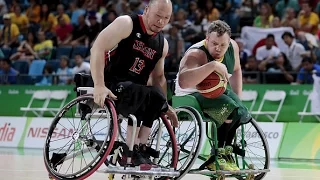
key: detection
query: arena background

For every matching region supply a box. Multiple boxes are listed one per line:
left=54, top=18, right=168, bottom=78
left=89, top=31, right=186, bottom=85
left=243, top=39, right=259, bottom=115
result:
left=0, top=0, right=320, bottom=179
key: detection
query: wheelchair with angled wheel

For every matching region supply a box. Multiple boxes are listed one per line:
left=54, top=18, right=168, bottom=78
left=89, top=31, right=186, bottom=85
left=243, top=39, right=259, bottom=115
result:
left=43, top=73, right=270, bottom=180
left=166, top=94, right=270, bottom=180
left=43, top=74, right=180, bottom=180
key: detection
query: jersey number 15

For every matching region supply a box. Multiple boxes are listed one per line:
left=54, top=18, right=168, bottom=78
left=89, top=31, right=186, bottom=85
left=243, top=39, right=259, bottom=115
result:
left=129, top=57, right=145, bottom=74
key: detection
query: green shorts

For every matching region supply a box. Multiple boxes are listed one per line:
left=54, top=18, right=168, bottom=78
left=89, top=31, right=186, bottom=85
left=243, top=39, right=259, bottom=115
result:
left=191, top=88, right=252, bottom=127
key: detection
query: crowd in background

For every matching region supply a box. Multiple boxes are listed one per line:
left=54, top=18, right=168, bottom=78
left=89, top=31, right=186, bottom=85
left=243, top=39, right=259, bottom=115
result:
left=0, top=0, right=320, bottom=86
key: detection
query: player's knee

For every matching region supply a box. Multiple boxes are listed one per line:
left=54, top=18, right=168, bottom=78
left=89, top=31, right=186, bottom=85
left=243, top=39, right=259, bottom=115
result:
left=141, top=120, right=153, bottom=128
left=128, top=118, right=142, bottom=127
left=224, top=119, right=232, bottom=123
left=227, top=108, right=237, bottom=120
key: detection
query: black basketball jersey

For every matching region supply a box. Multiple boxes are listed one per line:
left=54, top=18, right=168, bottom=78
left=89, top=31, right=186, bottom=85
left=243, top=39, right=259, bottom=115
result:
left=104, top=14, right=164, bottom=86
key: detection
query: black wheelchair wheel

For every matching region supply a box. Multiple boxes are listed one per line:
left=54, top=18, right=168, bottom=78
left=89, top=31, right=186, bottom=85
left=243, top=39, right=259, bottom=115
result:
left=43, top=95, right=118, bottom=180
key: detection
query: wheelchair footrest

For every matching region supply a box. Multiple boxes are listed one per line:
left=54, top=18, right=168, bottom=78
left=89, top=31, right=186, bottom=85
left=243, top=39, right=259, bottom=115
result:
left=188, top=169, right=270, bottom=175
left=97, top=165, right=180, bottom=177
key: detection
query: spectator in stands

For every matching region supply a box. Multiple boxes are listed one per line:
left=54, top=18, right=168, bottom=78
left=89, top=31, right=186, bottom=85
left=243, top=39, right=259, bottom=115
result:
left=10, top=6, right=29, bottom=37
left=256, top=34, right=281, bottom=63
left=189, top=9, right=207, bottom=43
left=0, top=0, right=8, bottom=16
left=26, top=0, right=41, bottom=24
left=86, top=12, right=101, bottom=47
left=165, top=23, right=184, bottom=72
left=253, top=3, right=274, bottom=28
left=8, top=0, right=19, bottom=13
left=315, top=1, right=320, bottom=15
left=0, top=14, right=20, bottom=48
left=70, top=15, right=88, bottom=47
left=296, top=57, right=320, bottom=84
left=35, top=64, right=54, bottom=86
left=129, top=0, right=143, bottom=14
left=56, top=4, right=71, bottom=24
left=282, top=31, right=305, bottom=71
left=243, top=55, right=259, bottom=84
left=101, top=10, right=118, bottom=29
left=239, top=0, right=258, bottom=18
left=263, top=52, right=294, bottom=84
left=39, top=4, right=58, bottom=38
left=281, top=7, right=299, bottom=30
left=217, top=0, right=241, bottom=33
left=69, top=1, right=86, bottom=26
left=236, top=38, right=251, bottom=69
left=56, top=56, right=73, bottom=85
left=10, top=31, right=37, bottom=62
left=0, top=49, right=4, bottom=58
left=0, top=58, right=18, bottom=84
left=56, top=16, right=73, bottom=46
left=270, top=16, right=281, bottom=28
left=298, top=1, right=319, bottom=35
left=174, top=9, right=199, bottom=45
left=118, top=0, right=132, bottom=15
left=187, top=1, right=198, bottom=22
left=72, top=54, right=90, bottom=75
left=32, top=31, right=53, bottom=60
left=203, top=0, right=220, bottom=22
left=275, top=0, right=300, bottom=18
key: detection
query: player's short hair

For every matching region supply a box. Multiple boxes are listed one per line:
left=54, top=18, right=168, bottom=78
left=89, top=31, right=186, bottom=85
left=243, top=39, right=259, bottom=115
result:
left=302, top=57, right=313, bottom=64
left=281, top=31, right=294, bottom=39
left=266, top=33, right=275, bottom=40
left=207, top=20, right=231, bottom=37
left=0, top=58, right=11, bottom=65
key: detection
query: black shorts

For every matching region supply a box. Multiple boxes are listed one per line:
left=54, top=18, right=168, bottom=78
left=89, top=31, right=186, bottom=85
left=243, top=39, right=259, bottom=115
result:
left=74, top=74, right=168, bottom=128
left=112, top=81, right=168, bottom=128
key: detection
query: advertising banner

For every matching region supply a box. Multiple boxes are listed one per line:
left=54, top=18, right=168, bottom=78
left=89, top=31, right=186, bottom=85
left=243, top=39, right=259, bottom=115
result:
left=242, top=122, right=285, bottom=159
left=279, top=123, right=320, bottom=160
left=0, top=85, right=316, bottom=122
left=18, top=116, right=111, bottom=149
left=0, top=117, right=27, bottom=147
left=199, top=122, right=285, bottom=159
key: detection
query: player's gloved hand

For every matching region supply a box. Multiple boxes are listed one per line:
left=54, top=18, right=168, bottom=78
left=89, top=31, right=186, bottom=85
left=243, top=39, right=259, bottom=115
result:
left=165, top=105, right=179, bottom=127
left=93, top=86, right=117, bottom=107
left=212, top=61, right=229, bottom=83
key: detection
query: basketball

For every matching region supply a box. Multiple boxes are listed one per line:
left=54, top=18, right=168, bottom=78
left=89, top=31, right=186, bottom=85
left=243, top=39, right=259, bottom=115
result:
left=196, top=71, right=227, bottom=99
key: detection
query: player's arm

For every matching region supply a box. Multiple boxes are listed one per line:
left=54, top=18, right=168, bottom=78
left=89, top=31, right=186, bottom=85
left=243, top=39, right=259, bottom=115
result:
left=229, top=39, right=242, bottom=97
left=150, top=39, right=179, bottom=127
left=149, top=38, right=169, bottom=97
left=178, top=49, right=218, bottom=89
left=90, top=15, right=133, bottom=87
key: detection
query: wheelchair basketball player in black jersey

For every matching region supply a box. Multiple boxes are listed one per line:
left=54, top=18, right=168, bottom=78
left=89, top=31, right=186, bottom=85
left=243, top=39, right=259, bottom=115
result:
left=89, top=0, right=178, bottom=169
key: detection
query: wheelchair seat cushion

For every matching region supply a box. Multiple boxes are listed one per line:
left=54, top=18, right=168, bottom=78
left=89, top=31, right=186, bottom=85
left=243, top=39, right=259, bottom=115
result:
left=74, top=73, right=94, bottom=89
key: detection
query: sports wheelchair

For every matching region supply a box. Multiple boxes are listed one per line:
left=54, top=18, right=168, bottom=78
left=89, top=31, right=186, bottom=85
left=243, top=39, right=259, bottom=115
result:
left=43, top=74, right=270, bottom=180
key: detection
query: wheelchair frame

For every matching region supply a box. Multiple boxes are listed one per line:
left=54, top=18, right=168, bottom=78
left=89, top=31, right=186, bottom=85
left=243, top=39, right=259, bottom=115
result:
left=43, top=87, right=270, bottom=180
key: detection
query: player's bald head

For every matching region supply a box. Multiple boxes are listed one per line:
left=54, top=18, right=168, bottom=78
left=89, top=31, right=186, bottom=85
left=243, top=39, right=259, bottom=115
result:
left=149, top=0, right=172, bottom=6
left=143, top=0, right=172, bottom=33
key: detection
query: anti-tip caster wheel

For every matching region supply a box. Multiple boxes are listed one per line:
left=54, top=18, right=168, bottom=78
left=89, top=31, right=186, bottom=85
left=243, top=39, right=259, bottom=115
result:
left=108, top=174, right=115, bottom=180
left=245, top=173, right=254, bottom=180
left=217, top=174, right=225, bottom=180
left=248, top=164, right=255, bottom=170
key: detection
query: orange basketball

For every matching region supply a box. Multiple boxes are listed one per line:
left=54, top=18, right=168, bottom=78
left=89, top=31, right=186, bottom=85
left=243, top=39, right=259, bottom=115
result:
left=196, top=71, right=227, bottom=99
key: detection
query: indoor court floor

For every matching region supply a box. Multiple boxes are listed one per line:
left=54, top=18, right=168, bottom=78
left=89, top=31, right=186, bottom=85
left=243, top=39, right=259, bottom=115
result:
left=0, top=148, right=319, bottom=180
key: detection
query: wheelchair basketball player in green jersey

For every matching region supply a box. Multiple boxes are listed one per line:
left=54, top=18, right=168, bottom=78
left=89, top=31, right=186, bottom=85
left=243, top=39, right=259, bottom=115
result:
left=175, top=20, right=252, bottom=171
